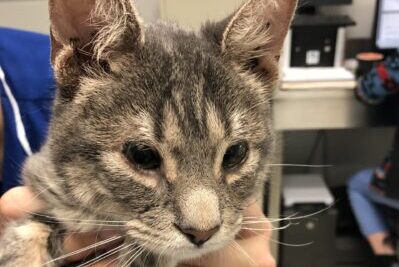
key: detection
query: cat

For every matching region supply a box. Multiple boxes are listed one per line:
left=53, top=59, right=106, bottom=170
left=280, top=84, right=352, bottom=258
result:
left=0, top=0, right=297, bottom=266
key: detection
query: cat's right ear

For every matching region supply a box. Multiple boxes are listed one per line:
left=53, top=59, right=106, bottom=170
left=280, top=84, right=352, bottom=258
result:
left=49, top=0, right=144, bottom=94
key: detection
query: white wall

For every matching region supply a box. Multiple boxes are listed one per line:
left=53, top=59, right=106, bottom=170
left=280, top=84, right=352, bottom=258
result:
left=160, top=0, right=379, bottom=39
left=135, top=0, right=160, bottom=22
left=0, top=0, right=49, bottom=33
left=347, top=0, right=377, bottom=38
left=322, top=0, right=377, bottom=39
left=160, top=0, right=243, bottom=30
left=0, top=0, right=377, bottom=39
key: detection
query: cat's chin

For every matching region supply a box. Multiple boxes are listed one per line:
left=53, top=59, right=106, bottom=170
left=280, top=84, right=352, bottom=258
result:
left=163, top=242, right=229, bottom=263
left=156, top=234, right=237, bottom=263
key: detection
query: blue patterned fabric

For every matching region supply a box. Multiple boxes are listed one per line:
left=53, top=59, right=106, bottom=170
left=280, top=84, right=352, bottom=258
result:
left=0, top=28, right=55, bottom=194
left=357, top=54, right=399, bottom=104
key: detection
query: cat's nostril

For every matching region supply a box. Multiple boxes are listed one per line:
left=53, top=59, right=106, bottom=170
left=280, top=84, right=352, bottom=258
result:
left=176, top=225, right=220, bottom=246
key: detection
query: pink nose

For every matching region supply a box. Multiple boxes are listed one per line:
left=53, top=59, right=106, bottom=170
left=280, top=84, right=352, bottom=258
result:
left=177, top=225, right=220, bottom=246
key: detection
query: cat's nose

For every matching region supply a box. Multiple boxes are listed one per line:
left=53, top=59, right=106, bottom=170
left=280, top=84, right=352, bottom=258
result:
left=177, top=225, right=220, bottom=246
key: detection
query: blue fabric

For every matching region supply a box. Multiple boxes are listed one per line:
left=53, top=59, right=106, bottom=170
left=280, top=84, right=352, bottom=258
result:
left=357, top=55, right=399, bottom=104
left=348, top=169, right=399, bottom=236
left=0, top=28, right=55, bottom=193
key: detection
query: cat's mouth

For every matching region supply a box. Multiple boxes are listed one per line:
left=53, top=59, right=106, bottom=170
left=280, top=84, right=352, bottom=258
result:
left=168, top=221, right=243, bottom=260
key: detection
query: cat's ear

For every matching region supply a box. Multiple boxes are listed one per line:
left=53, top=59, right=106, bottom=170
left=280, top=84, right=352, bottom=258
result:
left=49, top=0, right=144, bottom=86
left=221, top=0, right=297, bottom=69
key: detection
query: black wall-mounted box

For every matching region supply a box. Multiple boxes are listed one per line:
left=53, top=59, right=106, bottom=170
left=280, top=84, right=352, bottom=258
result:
left=289, top=15, right=355, bottom=67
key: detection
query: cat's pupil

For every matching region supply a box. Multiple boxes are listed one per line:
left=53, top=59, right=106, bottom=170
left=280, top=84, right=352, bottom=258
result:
left=222, top=142, right=248, bottom=170
left=123, top=143, right=161, bottom=170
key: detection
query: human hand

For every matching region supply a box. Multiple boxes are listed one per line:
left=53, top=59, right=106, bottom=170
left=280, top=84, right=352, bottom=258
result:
left=0, top=187, right=275, bottom=267
left=0, top=186, right=121, bottom=266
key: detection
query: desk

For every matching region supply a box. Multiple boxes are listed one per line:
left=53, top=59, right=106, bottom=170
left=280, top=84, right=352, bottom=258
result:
left=268, top=87, right=397, bottom=259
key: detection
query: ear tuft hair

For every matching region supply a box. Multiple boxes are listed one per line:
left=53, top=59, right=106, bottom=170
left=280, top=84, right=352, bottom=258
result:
left=221, top=0, right=297, bottom=65
left=49, top=0, right=144, bottom=64
left=90, top=0, right=145, bottom=61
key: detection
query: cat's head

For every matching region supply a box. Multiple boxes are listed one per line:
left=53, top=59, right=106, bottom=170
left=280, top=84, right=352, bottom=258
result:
left=43, top=0, right=296, bottom=259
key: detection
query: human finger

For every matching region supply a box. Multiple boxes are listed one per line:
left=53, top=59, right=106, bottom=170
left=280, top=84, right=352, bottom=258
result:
left=0, top=186, right=45, bottom=221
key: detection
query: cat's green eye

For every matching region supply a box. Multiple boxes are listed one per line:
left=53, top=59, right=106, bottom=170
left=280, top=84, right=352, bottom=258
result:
left=123, top=143, right=162, bottom=170
left=222, top=142, right=249, bottom=170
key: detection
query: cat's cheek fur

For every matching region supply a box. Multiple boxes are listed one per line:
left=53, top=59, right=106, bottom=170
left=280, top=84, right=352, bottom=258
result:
left=0, top=221, right=56, bottom=267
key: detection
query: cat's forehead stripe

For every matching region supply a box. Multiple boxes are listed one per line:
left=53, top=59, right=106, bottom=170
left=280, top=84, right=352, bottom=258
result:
left=162, top=103, right=183, bottom=145
left=133, top=111, right=156, bottom=143
left=205, top=102, right=225, bottom=141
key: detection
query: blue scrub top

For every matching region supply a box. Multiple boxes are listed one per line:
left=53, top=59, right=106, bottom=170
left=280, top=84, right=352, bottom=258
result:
left=0, top=28, right=55, bottom=194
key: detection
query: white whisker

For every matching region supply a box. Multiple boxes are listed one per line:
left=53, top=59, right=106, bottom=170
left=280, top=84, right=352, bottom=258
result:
left=244, top=203, right=334, bottom=224
left=243, top=212, right=299, bottom=223
left=269, top=238, right=314, bottom=247
left=29, top=212, right=129, bottom=224
left=104, top=242, right=141, bottom=267
left=121, top=243, right=147, bottom=267
left=266, top=163, right=333, bottom=168
left=241, top=222, right=292, bottom=231
left=43, top=235, right=123, bottom=265
left=231, top=241, right=257, bottom=266
left=76, top=243, right=129, bottom=267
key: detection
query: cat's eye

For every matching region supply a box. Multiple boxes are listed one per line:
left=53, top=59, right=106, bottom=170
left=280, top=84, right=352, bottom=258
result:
left=222, top=142, right=249, bottom=170
left=123, top=143, right=162, bottom=170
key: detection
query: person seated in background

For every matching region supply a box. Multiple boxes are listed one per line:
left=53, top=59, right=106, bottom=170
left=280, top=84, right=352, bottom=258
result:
left=348, top=52, right=399, bottom=267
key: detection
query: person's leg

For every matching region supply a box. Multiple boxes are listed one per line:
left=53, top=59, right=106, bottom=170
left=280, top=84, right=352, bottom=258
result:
left=367, top=187, right=399, bottom=211
left=348, top=169, right=395, bottom=255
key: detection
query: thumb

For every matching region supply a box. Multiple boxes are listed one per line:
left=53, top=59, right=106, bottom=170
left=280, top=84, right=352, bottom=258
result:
left=0, top=186, right=45, bottom=221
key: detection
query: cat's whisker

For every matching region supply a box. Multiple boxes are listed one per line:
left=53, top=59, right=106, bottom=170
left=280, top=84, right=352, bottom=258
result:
left=42, top=235, right=123, bottom=266
left=231, top=240, right=257, bottom=267
left=241, top=227, right=282, bottom=232
left=30, top=217, right=126, bottom=227
left=120, top=243, right=147, bottom=267
left=243, top=227, right=313, bottom=247
left=244, top=203, right=334, bottom=224
left=156, top=236, right=176, bottom=267
left=105, top=241, right=141, bottom=267
left=24, top=211, right=129, bottom=226
left=103, top=250, right=127, bottom=267
left=240, top=222, right=292, bottom=232
left=76, top=242, right=133, bottom=267
left=242, top=216, right=269, bottom=219
left=116, top=250, right=137, bottom=267
left=272, top=203, right=335, bottom=222
left=142, top=244, right=153, bottom=267
left=118, top=241, right=146, bottom=267
left=243, top=212, right=300, bottom=223
left=269, top=238, right=314, bottom=247
left=26, top=184, right=54, bottom=204
left=266, top=163, right=333, bottom=168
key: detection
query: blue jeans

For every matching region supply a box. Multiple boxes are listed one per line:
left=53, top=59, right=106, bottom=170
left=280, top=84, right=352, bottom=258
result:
left=348, top=169, right=399, bottom=237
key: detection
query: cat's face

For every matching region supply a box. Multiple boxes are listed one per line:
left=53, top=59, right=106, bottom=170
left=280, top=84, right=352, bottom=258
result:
left=43, top=0, right=296, bottom=260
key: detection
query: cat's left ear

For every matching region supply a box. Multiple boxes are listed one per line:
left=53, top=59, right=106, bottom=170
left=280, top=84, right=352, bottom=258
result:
left=221, top=0, right=297, bottom=69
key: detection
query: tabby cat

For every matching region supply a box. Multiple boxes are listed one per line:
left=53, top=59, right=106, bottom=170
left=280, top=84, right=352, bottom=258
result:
left=0, top=0, right=297, bottom=266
